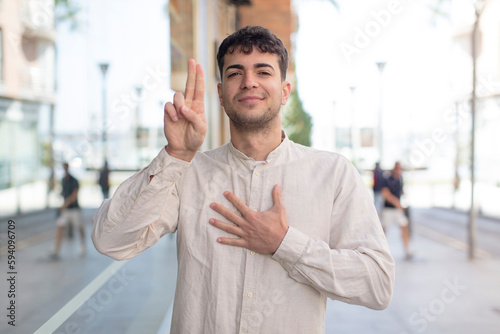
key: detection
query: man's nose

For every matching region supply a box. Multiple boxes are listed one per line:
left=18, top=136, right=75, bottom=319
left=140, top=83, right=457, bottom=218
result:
left=241, top=73, right=258, bottom=89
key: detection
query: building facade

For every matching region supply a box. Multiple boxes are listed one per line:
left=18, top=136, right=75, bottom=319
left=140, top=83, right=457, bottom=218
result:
left=169, top=0, right=296, bottom=148
left=0, top=0, right=56, bottom=212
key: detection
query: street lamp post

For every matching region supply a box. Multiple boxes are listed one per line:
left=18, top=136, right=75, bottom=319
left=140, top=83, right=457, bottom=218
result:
left=468, top=0, right=485, bottom=260
left=99, top=63, right=109, bottom=164
left=376, top=61, right=386, bottom=165
left=332, top=100, right=337, bottom=152
left=135, top=85, right=143, bottom=167
left=349, top=86, right=357, bottom=166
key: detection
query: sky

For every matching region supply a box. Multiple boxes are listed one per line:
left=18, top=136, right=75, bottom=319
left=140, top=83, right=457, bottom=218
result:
left=294, top=0, right=467, bottom=160
left=53, top=0, right=476, bottom=171
left=55, top=0, right=172, bottom=135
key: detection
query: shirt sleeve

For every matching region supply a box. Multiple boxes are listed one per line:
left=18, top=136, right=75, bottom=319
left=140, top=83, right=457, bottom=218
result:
left=272, top=160, right=395, bottom=310
left=91, top=148, right=190, bottom=261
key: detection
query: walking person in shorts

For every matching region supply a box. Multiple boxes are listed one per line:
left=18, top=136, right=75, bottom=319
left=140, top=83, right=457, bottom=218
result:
left=381, top=161, right=413, bottom=260
left=50, top=162, right=86, bottom=259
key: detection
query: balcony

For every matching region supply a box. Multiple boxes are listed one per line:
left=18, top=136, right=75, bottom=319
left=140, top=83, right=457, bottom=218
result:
left=19, top=0, right=56, bottom=41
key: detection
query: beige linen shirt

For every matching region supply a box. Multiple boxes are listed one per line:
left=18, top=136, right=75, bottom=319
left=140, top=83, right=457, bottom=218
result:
left=92, top=135, right=395, bottom=334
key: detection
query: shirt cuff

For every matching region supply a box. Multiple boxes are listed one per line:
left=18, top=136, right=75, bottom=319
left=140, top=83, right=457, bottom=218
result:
left=148, top=147, right=191, bottom=180
left=272, top=226, right=311, bottom=270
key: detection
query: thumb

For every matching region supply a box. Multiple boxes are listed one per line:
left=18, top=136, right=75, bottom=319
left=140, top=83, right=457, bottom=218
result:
left=272, top=184, right=283, bottom=207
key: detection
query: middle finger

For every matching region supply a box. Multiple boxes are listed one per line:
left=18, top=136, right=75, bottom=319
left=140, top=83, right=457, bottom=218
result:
left=184, top=59, right=197, bottom=107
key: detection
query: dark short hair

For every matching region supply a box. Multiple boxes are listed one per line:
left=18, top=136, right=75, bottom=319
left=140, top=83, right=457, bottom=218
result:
left=217, top=26, right=289, bottom=81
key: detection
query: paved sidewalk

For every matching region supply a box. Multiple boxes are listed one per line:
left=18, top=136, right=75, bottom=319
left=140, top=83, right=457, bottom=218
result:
left=2, top=183, right=499, bottom=333
left=324, top=216, right=500, bottom=333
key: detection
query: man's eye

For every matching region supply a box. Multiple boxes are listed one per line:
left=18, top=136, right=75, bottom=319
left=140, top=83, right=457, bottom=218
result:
left=227, top=72, right=240, bottom=78
left=259, top=71, right=271, bottom=76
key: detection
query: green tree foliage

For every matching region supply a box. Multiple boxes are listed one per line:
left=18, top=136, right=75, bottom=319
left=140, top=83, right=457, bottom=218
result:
left=55, top=0, right=80, bottom=29
left=282, top=89, right=313, bottom=147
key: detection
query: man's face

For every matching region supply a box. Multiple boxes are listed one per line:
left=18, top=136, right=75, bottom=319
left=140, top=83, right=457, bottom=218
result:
left=393, top=163, right=402, bottom=178
left=217, top=50, right=291, bottom=133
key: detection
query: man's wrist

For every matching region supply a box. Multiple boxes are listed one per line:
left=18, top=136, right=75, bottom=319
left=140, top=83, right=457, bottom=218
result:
left=165, top=145, right=197, bottom=162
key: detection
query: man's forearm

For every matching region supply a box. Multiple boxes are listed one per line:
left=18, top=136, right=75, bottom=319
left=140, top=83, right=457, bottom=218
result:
left=92, top=149, right=190, bottom=260
left=61, top=190, right=78, bottom=210
left=272, top=226, right=394, bottom=310
left=382, top=188, right=402, bottom=209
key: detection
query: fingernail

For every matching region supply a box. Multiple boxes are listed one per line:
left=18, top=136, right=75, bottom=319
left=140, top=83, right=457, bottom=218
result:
left=210, top=203, right=216, bottom=209
left=217, top=238, right=223, bottom=243
left=209, top=218, right=215, bottom=224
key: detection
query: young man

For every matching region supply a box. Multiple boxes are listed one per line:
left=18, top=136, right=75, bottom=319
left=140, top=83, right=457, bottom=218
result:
left=92, top=26, right=394, bottom=333
left=51, top=162, right=86, bottom=259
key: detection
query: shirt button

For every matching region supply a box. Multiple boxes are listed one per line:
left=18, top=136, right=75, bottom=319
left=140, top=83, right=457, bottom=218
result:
left=247, top=292, right=253, bottom=298
left=279, top=259, right=284, bottom=264
left=255, top=171, right=261, bottom=176
left=250, top=251, right=256, bottom=256
left=160, top=162, right=164, bottom=167
left=132, top=195, right=137, bottom=200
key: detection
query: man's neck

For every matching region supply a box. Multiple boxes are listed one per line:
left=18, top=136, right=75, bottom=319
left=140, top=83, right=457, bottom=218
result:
left=230, top=125, right=283, bottom=161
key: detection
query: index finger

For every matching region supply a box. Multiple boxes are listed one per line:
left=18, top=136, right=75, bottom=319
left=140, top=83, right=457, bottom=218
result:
left=184, top=59, right=197, bottom=106
left=193, top=64, right=205, bottom=103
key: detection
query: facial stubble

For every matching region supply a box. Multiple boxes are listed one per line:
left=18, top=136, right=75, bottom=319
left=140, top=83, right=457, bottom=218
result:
left=223, top=98, right=282, bottom=134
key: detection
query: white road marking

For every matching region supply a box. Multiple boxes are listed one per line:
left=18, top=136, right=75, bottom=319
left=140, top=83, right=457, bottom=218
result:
left=414, top=224, right=492, bottom=259
left=156, top=300, right=174, bottom=334
left=34, top=260, right=127, bottom=334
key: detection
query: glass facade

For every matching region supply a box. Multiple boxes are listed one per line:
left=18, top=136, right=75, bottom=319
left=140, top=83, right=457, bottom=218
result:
left=0, top=99, right=42, bottom=190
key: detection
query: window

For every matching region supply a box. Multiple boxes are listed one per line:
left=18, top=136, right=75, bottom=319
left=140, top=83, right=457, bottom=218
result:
left=0, top=28, right=3, bottom=81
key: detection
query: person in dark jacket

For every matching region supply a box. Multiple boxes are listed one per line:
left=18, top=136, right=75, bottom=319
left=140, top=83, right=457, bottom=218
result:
left=50, top=162, right=85, bottom=259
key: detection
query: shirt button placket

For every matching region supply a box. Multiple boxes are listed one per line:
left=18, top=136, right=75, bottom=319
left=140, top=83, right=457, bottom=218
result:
left=241, top=164, right=264, bottom=334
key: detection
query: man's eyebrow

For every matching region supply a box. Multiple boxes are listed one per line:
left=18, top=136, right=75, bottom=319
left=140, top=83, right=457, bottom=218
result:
left=254, top=63, right=275, bottom=70
left=225, top=64, right=244, bottom=72
left=224, top=63, right=275, bottom=72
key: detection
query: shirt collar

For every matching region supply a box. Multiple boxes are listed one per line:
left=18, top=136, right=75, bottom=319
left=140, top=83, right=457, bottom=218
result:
left=227, top=131, right=289, bottom=171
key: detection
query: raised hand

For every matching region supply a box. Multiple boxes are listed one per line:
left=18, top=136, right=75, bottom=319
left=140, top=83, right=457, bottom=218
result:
left=209, top=185, right=289, bottom=254
left=164, top=59, right=207, bottom=162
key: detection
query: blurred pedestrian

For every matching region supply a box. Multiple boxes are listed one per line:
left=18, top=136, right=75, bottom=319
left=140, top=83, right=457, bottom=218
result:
left=372, top=162, right=385, bottom=217
left=98, top=160, right=110, bottom=199
left=50, top=162, right=85, bottom=259
left=381, top=161, right=412, bottom=260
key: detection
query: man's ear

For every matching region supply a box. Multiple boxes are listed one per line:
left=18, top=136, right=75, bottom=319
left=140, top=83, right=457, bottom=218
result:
left=217, top=83, right=223, bottom=106
left=281, top=81, right=292, bottom=105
